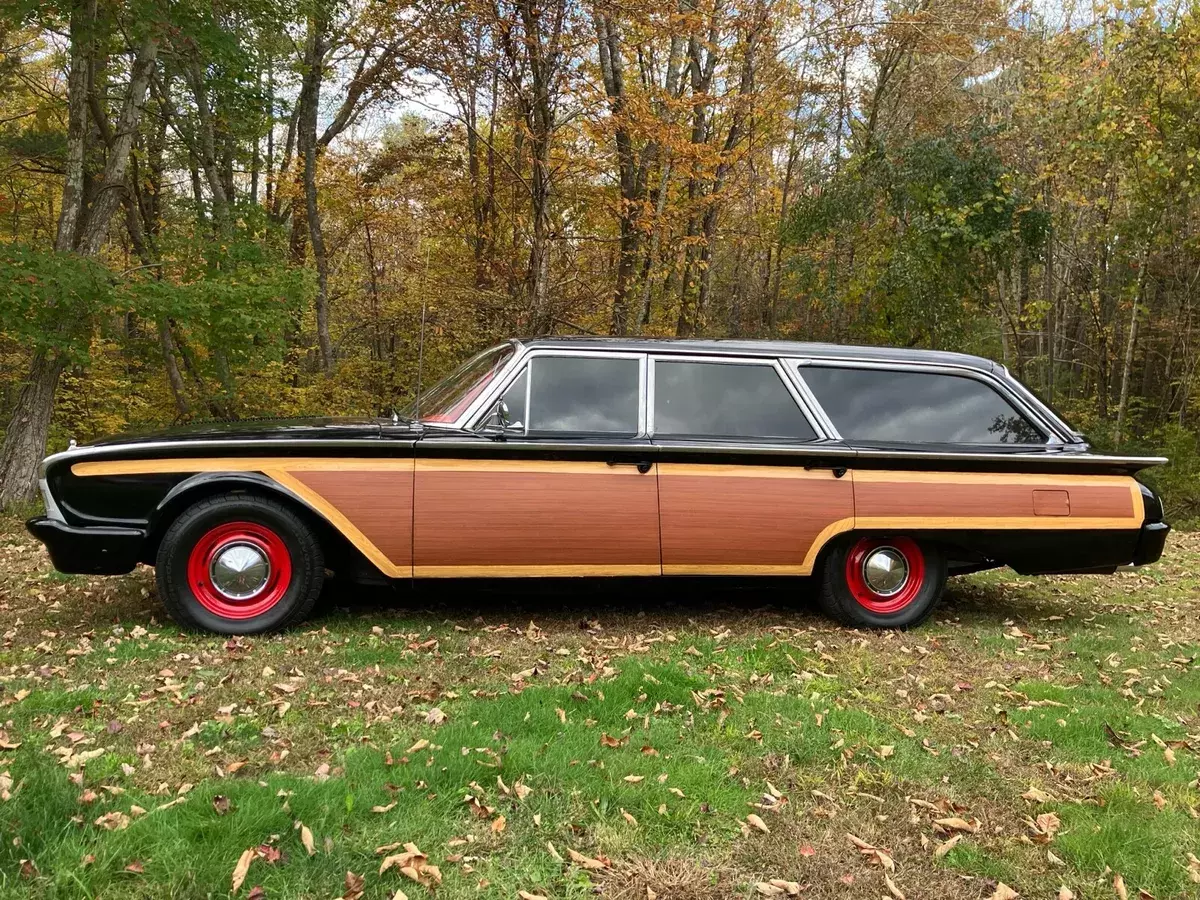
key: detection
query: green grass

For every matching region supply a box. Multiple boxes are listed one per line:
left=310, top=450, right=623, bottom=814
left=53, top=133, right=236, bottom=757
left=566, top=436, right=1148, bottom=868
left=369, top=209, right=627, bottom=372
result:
left=0, top=518, right=1198, bottom=898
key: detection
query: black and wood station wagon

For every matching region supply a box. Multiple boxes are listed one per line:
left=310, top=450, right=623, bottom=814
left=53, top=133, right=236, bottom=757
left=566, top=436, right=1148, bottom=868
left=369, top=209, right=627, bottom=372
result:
left=28, top=338, right=1170, bottom=633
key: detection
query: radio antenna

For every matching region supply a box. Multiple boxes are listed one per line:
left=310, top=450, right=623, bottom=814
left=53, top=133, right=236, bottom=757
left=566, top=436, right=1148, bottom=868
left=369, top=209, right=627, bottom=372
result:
left=413, top=239, right=431, bottom=421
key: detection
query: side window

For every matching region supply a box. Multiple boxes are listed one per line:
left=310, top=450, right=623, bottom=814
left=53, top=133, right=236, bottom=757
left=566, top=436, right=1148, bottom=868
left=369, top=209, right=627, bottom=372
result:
left=653, top=360, right=817, bottom=441
left=526, top=356, right=640, bottom=435
left=799, top=366, right=1046, bottom=444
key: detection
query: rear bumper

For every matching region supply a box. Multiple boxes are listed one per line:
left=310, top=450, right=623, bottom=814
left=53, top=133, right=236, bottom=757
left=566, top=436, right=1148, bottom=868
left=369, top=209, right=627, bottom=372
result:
left=26, top=517, right=146, bottom=575
left=1133, top=521, right=1170, bottom=566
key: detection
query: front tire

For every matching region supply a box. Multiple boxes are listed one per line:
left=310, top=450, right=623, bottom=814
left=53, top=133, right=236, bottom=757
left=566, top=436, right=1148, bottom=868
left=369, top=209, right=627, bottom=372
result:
left=156, top=493, right=324, bottom=634
left=818, top=536, right=946, bottom=629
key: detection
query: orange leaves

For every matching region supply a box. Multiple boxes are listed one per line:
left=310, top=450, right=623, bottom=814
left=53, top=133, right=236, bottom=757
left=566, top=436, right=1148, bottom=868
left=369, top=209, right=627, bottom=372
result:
left=378, top=842, right=442, bottom=888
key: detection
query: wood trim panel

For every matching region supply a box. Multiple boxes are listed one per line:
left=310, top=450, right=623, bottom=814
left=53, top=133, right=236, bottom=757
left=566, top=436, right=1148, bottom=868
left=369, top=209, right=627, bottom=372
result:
left=413, top=461, right=661, bottom=571
left=72, top=456, right=1145, bottom=580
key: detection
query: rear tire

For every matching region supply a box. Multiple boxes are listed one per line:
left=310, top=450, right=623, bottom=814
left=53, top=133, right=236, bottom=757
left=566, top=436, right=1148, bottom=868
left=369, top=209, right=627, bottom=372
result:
left=156, top=493, right=324, bottom=634
left=818, top=535, right=946, bottom=629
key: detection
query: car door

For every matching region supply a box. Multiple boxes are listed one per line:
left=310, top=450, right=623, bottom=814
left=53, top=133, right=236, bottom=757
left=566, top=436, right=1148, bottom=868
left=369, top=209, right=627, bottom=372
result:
left=650, top=355, right=854, bottom=575
left=413, top=351, right=661, bottom=576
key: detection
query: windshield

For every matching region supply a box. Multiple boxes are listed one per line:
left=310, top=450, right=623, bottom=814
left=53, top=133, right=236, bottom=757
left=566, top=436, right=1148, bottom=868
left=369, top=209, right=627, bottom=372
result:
left=411, top=343, right=515, bottom=423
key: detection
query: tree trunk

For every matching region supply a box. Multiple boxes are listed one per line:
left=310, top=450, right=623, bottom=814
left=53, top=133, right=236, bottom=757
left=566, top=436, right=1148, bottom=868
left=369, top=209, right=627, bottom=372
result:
left=1115, top=248, right=1149, bottom=447
left=0, top=353, right=66, bottom=507
left=55, top=0, right=95, bottom=252
left=299, top=18, right=335, bottom=372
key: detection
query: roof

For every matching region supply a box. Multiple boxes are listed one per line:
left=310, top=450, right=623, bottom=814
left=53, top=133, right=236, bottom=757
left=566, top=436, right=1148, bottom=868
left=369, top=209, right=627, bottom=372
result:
left=517, top=336, right=1001, bottom=374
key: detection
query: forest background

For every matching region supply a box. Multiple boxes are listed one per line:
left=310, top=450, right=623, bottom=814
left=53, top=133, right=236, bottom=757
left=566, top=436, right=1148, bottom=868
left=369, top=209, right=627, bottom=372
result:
left=2, top=0, right=1198, bottom=520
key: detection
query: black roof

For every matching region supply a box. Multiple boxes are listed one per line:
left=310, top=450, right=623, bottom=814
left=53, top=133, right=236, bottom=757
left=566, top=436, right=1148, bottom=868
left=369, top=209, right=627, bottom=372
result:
left=517, top=336, right=1001, bottom=374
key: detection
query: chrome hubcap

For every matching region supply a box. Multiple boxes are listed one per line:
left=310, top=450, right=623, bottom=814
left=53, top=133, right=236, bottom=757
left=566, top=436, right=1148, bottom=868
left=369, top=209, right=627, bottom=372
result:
left=209, top=542, right=270, bottom=600
left=862, top=547, right=909, bottom=596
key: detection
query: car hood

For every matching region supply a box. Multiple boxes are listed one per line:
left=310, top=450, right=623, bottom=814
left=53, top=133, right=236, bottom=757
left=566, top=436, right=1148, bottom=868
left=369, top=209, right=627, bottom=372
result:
left=80, top=416, right=399, bottom=447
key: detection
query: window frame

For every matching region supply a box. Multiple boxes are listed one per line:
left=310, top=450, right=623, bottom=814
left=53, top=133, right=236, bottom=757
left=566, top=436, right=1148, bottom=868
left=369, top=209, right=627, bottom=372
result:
left=648, top=355, right=826, bottom=441
left=467, top=348, right=649, bottom=438
left=784, top=358, right=1064, bottom=446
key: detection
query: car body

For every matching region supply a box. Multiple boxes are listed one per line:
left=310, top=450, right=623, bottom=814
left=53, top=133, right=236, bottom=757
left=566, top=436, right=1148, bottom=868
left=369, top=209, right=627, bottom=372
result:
left=28, top=337, right=1170, bottom=632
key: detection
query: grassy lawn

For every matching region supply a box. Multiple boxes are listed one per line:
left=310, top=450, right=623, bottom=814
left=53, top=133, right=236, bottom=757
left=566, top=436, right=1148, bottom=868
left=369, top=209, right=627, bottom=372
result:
left=0, top=517, right=1197, bottom=899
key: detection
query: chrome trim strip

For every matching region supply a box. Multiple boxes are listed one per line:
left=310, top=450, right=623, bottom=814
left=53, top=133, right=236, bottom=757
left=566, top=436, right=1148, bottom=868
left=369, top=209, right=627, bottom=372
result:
left=39, top=478, right=65, bottom=522
left=42, top=438, right=419, bottom=468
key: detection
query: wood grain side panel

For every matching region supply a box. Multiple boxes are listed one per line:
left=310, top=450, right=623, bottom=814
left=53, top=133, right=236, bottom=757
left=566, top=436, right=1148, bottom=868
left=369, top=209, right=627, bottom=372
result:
left=855, top=478, right=1136, bottom=521
left=413, top=465, right=660, bottom=569
left=658, top=467, right=854, bottom=572
left=289, top=470, right=414, bottom=567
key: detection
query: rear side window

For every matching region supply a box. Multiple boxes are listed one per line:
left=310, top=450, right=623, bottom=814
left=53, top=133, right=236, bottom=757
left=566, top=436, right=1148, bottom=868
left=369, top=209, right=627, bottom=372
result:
left=526, top=356, right=640, bottom=434
left=653, top=360, right=816, bottom=441
left=799, top=366, right=1045, bottom=444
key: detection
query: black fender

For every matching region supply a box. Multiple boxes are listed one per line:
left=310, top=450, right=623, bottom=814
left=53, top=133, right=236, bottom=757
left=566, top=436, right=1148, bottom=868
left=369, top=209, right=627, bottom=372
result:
left=145, top=472, right=373, bottom=575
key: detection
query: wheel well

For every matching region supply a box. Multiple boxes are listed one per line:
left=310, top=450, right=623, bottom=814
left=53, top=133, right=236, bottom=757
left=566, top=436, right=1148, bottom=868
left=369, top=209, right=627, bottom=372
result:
left=813, top=531, right=977, bottom=576
left=144, top=478, right=379, bottom=578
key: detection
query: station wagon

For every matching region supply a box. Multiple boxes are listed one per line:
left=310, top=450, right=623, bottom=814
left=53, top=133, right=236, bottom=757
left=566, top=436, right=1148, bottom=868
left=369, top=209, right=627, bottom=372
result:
left=27, top=338, right=1170, bottom=633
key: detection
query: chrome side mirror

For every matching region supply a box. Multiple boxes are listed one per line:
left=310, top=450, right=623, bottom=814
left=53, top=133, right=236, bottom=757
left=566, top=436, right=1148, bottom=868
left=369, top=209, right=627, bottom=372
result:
left=479, top=398, right=523, bottom=436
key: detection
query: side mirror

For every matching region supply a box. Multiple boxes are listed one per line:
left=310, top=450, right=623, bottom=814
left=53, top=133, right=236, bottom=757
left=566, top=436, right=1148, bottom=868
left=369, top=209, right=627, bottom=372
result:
left=479, top=398, right=523, bottom=436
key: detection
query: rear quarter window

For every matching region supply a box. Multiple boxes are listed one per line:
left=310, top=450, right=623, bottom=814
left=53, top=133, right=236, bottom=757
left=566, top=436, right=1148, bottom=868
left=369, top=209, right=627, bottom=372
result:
left=799, top=366, right=1046, bottom=444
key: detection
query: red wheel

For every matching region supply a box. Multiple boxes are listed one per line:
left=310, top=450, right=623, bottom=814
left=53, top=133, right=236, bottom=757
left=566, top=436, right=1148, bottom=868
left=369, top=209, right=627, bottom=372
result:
left=157, top=493, right=324, bottom=634
left=186, top=521, right=293, bottom=620
left=844, top=536, right=925, bottom=614
left=819, top=535, right=946, bottom=628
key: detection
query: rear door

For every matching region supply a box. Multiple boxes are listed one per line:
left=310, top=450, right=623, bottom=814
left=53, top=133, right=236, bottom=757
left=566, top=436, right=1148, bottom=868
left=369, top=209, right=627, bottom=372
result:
left=413, top=351, right=661, bottom=576
left=650, top=355, right=854, bottom=575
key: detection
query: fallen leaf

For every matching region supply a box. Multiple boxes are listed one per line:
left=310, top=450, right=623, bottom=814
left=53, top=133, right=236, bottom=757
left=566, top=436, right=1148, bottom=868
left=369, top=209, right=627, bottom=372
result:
left=934, top=833, right=963, bottom=859
left=1114, top=874, right=1128, bottom=900
left=885, top=873, right=906, bottom=899
left=124, top=860, right=144, bottom=874
left=424, top=708, right=447, bottom=726
left=621, top=808, right=638, bottom=827
left=746, top=813, right=770, bottom=834
left=492, top=814, right=507, bottom=833
left=518, top=892, right=548, bottom=900
left=231, top=848, right=255, bottom=894
left=342, top=870, right=365, bottom=900
left=601, top=733, right=628, bottom=748
left=94, top=811, right=130, bottom=831
left=299, top=823, right=315, bottom=856
left=1022, top=787, right=1052, bottom=803
left=1058, top=888, right=1075, bottom=900
left=406, top=739, right=429, bottom=753
left=623, top=775, right=644, bottom=783
left=372, top=802, right=397, bottom=814
left=846, top=833, right=894, bottom=871
left=567, top=847, right=609, bottom=870
left=989, top=883, right=1019, bottom=900
left=247, top=888, right=266, bottom=900
left=212, top=795, right=232, bottom=815
left=934, top=816, right=979, bottom=834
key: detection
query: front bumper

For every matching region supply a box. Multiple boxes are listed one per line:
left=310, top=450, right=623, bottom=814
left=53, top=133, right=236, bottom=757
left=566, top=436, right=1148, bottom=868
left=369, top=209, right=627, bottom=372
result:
left=26, top=517, right=146, bottom=575
left=1133, top=520, right=1170, bottom=566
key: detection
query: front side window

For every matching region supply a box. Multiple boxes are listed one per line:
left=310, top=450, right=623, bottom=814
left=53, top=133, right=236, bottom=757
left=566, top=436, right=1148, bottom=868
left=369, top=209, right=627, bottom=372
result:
left=525, top=356, right=641, bottom=435
left=653, top=360, right=816, bottom=441
left=799, top=366, right=1046, bottom=444
left=415, top=343, right=515, bottom=423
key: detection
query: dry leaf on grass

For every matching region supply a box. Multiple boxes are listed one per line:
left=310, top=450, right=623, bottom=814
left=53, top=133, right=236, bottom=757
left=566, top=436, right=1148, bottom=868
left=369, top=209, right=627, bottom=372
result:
left=518, top=892, right=548, bottom=900
left=933, top=833, right=963, bottom=859
left=746, top=813, right=770, bottom=834
left=755, top=880, right=802, bottom=896
left=1114, top=874, right=1128, bottom=900
left=934, top=816, right=979, bottom=834
left=298, top=823, right=316, bottom=856
left=231, top=848, right=255, bottom=894
left=1058, top=888, right=1075, bottom=900
left=1025, top=811, right=1061, bottom=843
left=342, top=870, right=365, bottom=900
left=847, top=833, right=895, bottom=871
left=566, top=847, right=609, bottom=870
left=885, top=873, right=905, bottom=899
left=988, top=884, right=1019, bottom=900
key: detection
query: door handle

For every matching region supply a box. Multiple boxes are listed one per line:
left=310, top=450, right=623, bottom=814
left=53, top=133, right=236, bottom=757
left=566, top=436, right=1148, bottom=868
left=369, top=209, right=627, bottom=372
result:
left=607, top=460, right=653, bottom=474
left=804, top=463, right=848, bottom=478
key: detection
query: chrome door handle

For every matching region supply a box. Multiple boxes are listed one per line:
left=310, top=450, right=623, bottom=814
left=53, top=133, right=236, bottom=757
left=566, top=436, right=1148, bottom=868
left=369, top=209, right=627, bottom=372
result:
left=607, top=460, right=653, bottom=474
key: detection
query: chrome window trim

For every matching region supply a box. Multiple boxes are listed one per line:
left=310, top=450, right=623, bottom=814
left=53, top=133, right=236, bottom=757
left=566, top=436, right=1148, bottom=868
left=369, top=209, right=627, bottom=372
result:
left=785, top=358, right=1067, bottom=446
left=464, top=347, right=649, bottom=438
left=646, top=354, right=827, bottom=441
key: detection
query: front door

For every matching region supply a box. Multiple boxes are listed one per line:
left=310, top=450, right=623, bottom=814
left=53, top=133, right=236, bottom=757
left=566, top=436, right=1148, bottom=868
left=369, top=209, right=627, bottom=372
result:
left=413, top=353, right=661, bottom=577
